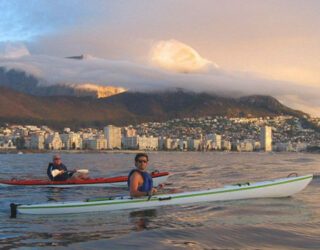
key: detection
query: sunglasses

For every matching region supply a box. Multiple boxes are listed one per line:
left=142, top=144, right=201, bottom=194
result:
left=54, top=158, right=61, bottom=160
left=137, top=160, right=148, bottom=163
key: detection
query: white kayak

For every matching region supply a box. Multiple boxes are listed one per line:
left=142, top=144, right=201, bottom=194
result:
left=11, top=174, right=312, bottom=216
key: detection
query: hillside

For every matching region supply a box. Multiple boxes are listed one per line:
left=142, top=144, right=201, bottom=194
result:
left=0, top=87, right=306, bottom=129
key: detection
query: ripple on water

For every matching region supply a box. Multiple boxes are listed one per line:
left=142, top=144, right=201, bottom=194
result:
left=1, top=152, right=320, bottom=249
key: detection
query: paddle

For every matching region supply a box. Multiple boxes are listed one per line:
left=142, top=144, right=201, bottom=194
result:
left=51, top=169, right=89, bottom=178
left=76, top=169, right=89, bottom=174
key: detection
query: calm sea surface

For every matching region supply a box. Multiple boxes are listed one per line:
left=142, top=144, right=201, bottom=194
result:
left=0, top=152, right=319, bottom=249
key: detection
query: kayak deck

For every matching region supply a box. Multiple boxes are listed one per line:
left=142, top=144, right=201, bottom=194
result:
left=0, top=171, right=169, bottom=188
left=13, top=174, right=313, bottom=216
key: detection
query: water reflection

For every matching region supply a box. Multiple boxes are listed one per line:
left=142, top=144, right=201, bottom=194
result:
left=46, top=188, right=66, bottom=202
left=129, top=209, right=157, bottom=231
left=1, top=152, right=320, bottom=249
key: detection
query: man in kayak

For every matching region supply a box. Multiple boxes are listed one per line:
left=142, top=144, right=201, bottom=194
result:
left=47, top=154, right=76, bottom=181
left=128, top=153, right=158, bottom=197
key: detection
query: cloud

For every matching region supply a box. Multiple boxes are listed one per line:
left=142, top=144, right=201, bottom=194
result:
left=1, top=44, right=320, bottom=117
left=0, top=42, right=30, bottom=58
left=150, top=39, right=216, bottom=73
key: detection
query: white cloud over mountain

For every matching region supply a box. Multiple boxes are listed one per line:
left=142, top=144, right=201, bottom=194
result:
left=150, top=39, right=216, bottom=73
left=0, top=42, right=30, bottom=58
left=0, top=40, right=320, bottom=117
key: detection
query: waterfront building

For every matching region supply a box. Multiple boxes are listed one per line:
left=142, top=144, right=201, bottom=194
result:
left=159, top=137, right=174, bottom=150
left=170, top=139, right=180, bottom=150
left=83, top=136, right=106, bottom=150
left=0, top=139, right=16, bottom=149
left=30, top=132, right=45, bottom=150
left=61, top=132, right=83, bottom=150
left=122, top=136, right=138, bottom=149
left=188, top=138, right=201, bottom=151
left=45, top=132, right=63, bottom=150
left=235, top=140, right=254, bottom=152
left=137, top=135, right=158, bottom=150
left=206, top=133, right=222, bottom=150
left=260, top=126, right=272, bottom=152
left=221, top=140, right=232, bottom=151
left=104, top=125, right=121, bottom=149
left=178, top=139, right=188, bottom=151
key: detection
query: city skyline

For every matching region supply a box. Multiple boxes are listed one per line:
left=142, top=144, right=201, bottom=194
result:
left=1, top=115, right=318, bottom=153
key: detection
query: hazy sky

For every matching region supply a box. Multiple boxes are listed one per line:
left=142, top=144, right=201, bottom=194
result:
left=1, top=0, right=320, bottom=116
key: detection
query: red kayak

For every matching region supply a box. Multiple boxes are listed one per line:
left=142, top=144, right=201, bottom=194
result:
left=0, top=171, right=170, bottom=188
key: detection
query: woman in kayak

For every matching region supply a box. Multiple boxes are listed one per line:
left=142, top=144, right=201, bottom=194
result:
left=128, top=153, right=158, bottom=197
left=47, top=154, right=76, bottom=181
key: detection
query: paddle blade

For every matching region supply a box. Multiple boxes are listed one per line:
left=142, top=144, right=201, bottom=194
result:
left=51, top=169, right=62, bottom=177
left=77, top=169, right=89, bottom=174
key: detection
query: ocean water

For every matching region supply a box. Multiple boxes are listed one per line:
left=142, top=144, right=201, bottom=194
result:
left=0, top=152, right=319, bottom=249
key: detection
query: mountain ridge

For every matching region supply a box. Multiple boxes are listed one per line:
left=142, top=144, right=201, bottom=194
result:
left=0, top=87, right=306, bottom=129
left=0, top=67, right=126, bottom=98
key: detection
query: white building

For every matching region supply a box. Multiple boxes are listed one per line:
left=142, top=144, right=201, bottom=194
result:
left=260, top=126, right=272, bottom=152
left=178, top=139, right=188, bottom=151
left=137, top=135, right=158, bottom=150
left=83, top=136, right=106, bottom=150
left=0, top=139, right=16, bottom=149
left=122, top=136, right=139, bottom=149
left=159, top=137, right=179, bottom=150
left=221, top=140, right=232, bottom=151
left=235, top=140, right=254, bottom=152
left=104, top=125, right=121, bottom=149
left=158, top=137, right=166, bottom=150
left=168, top=138, right=180, bottom=150
left=30, top=132, right=45, bottom=150
left=45, top=132, right=63, bottom=150
left=188, top=138, right=201, bottom=151
left=206, top=133, right=222, bottom=150
left=61, top=132, right=83, bottom=150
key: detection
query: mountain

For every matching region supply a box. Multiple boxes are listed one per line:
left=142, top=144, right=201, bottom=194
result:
left=70, top=83, right=126, bottom=98
left=0, top=87, right=306, bottom=129
left=0, top=67, right=126, bottom=98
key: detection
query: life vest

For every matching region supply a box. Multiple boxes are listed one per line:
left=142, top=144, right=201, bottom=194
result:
left=47, top=163, right=70, bottom=181
left=127, top=169, right=153, bottom=192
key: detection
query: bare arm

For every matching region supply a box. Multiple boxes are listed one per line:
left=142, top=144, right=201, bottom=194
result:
left=129, top=172, right=149, bottom=197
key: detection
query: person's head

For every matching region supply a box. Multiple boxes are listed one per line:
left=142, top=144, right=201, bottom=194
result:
left=134, top=153, right=149, bottom=171
left=52, top=154, right=62, bottom=165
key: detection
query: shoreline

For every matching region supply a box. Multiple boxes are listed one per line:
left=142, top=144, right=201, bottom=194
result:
left=0, top=149, right=319, bottom=154
left=0, top=149, right=147, bottom=154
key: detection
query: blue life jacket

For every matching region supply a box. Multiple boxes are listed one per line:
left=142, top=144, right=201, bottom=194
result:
left=127, top=169, right=153, bottom=193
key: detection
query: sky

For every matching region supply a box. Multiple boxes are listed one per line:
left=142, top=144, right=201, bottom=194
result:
left=0, top=0, right=320, bottom=116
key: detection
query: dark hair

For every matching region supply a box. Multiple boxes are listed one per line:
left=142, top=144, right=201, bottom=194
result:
left=135, top=153, right=148, bottom=162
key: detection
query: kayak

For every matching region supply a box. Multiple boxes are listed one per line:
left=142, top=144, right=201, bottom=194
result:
left=11, top=174, right=312, bottom=216
left=1, top=171, right=169, bottom=188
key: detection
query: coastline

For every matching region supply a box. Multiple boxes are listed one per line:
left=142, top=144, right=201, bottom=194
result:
left=0, top=149, right=319, bottom=154
left=0, top=149, right=152, bottom=154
